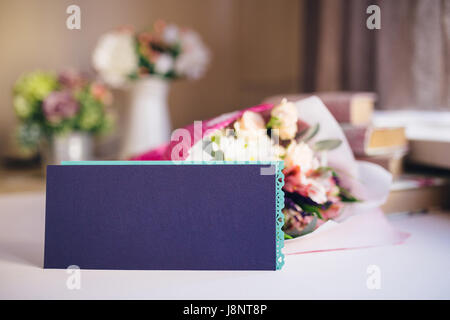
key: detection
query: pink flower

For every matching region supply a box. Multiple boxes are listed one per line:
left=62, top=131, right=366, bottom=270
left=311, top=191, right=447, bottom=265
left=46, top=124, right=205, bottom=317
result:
left=43, top=90, right=79, bottom=124
left=320, top=203, right=343, bottom=220
left=90, top=83, right=112, bottom=105
left=58, top=69, right=85, bottom=89
left=283, top=166, right=328, bottom=204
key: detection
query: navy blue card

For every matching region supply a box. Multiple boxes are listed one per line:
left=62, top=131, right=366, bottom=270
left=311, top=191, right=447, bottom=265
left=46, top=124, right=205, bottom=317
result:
left=44, top=162, right=284, bottom=270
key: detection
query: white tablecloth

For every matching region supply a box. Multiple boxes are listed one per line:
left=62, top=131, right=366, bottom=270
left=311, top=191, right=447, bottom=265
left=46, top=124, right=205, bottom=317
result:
left=0, top=192, right=449, bottom=299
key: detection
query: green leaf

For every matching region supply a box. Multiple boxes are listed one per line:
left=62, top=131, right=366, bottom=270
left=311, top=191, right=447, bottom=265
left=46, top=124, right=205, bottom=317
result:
left=284, top=233, right=293, bottom=240
left=294, top=127, right=309, bottom=141
left=297, top=123, right=320, bottom=142
left=299, top=203, right=324, bottom=220
left=298, top=215, right=318, bottom=236
left=338, top=185, right=359, bottom=202
left=313, top=139, right=342, bottom=151
left=317, top=166, right=334, bottom=175
left=266, top=116, right=281, bottom=129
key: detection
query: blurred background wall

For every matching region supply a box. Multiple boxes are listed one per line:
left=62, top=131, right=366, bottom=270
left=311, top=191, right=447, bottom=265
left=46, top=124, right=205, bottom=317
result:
left=0, top=0, right=302, bottom=158
left=0, top=0, right=448, bottom=159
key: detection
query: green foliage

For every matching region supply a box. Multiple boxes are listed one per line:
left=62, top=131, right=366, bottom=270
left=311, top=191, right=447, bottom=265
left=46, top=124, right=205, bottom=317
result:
left=298, top=203, right=324, bottom=220
left=266, top=116, right=281, bottom=129
left=16, top=122, right=42, bottom=151
left=313, top=139, right=342, bottom=151
left=338, top=185, right=360, bottom=202
left=75, top=87, right=110, bottom=133
left=12, top=71, right=114, bottom=149
left=14, top=71, right=59, bottom=104
left=296, top=123, right=320, bottom=142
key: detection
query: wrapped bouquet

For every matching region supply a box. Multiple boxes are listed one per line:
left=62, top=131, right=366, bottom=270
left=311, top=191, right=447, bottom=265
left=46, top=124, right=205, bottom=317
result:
left=189, top=99, right=359, bottom=238
left=133, top=97, right=408, bottom=253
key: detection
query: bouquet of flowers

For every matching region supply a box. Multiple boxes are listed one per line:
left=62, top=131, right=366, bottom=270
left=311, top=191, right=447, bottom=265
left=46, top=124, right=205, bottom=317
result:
left=187, top=99, right=359, bottom=238
left=92, top=21, right=210, bottom=87
left=132, top=97, right=407, bottom=253
left=13, top=70, right=114, bottom=149
left=132, top=98, right=357, bottom=237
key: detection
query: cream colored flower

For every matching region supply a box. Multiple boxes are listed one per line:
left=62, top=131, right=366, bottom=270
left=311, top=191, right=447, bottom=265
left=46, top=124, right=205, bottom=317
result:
left=234, top=111, right=266, bottom=140
left=154, top=53, right=174, bottom=74
left=284, top=141, right=319, bottom=173
left=270, top=98, right=298, bottom=140
left=272, top=144, right=286, bottom=160
left=303, top=177, right=328, bottom=204
left=92, top=31, right=138, bottom=87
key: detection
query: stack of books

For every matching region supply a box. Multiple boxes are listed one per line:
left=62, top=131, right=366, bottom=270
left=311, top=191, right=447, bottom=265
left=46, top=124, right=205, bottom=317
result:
left=312, top=92, right=408, bottom=179
left=264, top=92, right=408, bottom=178
left=302, top=92, right=449, bottom=214
left=373, top=110, right=450, bottom=170
left=380, top=173, right=450, bottom=214
left=372, top=109, right=450, bottom=214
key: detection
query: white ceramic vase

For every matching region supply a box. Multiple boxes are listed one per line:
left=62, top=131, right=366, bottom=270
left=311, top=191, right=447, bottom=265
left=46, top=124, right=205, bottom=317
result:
left=121, top=76, right=172, bottom=158
left=42, top=131, right=93, bottom=166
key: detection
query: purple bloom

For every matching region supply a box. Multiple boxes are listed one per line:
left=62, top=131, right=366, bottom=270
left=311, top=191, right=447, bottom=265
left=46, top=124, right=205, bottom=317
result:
left=285, top=191, right=319, bottom=207
left=58, top=69, right=85, bottom=89
left=43, top=90, right=79, bottom=124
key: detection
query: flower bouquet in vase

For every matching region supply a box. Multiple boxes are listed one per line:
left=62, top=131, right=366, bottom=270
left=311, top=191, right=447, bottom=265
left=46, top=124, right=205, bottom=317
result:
left=92, top=21, right=210, bottom=158
left=12, top=70, right=114, bottom=167
left=132, top=97, right=409, bottom=255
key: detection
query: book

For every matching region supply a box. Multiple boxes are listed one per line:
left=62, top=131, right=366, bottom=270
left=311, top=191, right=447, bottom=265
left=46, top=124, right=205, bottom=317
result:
left=381, top=174, right=450, bottom=214
left=408, top=139, right=450, bottom=170
left=341, top=124, right=407, bottom=156
left=356, top=150, right=407, bottom=179
left=373, top=110, right=450, bottom=169
left=263, top=91, right=376, bottom=125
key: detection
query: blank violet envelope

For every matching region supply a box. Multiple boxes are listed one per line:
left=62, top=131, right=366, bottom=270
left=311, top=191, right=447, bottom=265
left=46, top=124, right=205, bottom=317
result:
left=44, top=161, right=285, bottom=270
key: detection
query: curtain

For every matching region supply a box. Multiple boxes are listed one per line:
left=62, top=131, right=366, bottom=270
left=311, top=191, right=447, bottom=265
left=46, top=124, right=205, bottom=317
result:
left=301, top=0, right=450, bottom=110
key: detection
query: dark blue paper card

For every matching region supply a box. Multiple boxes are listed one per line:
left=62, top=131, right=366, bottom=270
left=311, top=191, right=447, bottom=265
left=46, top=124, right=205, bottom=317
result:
left=44, top=162, right=284, bottom=270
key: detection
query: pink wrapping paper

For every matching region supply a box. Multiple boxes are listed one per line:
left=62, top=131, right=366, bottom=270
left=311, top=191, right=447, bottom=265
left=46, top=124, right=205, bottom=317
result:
left=283, top=208, right=410, bottom=255
left=132, top=96, right=409, bottom=255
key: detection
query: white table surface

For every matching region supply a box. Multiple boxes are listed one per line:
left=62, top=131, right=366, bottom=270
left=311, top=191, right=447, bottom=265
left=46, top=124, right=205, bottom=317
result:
left=0, top=192, right=449, bottom=300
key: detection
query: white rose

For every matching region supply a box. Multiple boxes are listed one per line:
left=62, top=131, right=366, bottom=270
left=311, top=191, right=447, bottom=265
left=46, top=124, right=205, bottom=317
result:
left=270, top=98, right=298, bottom=140
left=154, top=53, right=174, bottom=74
left=220, top=134, right=274, bottom=161
left=92, top=31, right=138, bottom=87
left=175, top=30, right=210, bottom=79
left=284, top=141, right=319, bottom=173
